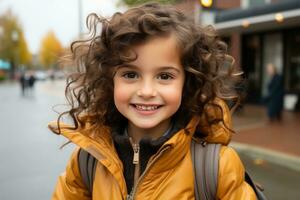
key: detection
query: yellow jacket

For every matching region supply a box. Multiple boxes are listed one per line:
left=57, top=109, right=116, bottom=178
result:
left=49, top=99, right=256, bottom=200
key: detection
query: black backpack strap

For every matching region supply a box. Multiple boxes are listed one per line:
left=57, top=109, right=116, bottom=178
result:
left=78, top=148, right=97, bottom=194
left=191, top=140, right=221, bottom=200
left=245, top=171, right=268, bottom=200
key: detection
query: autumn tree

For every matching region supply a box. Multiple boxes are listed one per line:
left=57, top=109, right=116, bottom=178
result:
left=0, top=10, right=32, bottom=77
left=39, top=31, right=63, bottom=69
left=18, top=32, right=31, bottom=66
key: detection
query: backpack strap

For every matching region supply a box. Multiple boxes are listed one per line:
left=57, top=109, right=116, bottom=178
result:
left=78, top=148, right=97, bottom=194
left=191, top=140, right=221, bottom=200
left=191, top=140, right=268, bottom=200
left=245, top=171, right=268, bottom=200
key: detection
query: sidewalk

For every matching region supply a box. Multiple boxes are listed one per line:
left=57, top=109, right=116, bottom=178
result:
left=231, top=104, right=300, bottom=171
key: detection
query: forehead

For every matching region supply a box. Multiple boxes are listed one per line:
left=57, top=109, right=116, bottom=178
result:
left=125, top=34, right=182, bottom=71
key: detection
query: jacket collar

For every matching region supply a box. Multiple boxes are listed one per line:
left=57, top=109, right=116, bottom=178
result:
left=144, top=116, right=199, bottom=173
left=48, top=122, right=127, bottom=194
left=48, top=116, right=199, bottom=165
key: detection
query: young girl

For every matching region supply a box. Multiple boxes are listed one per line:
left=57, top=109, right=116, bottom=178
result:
left=49, top=3, right=256, bottom=200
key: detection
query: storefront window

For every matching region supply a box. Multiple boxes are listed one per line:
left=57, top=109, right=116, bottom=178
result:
left=262, top=33, right=283, bottom=96
left=242, top=0, right=268, bottom=8
left=242, top=34, right=262, bottom=103
left=249, top=0, right=267, bottom=6
left=286, top=29, right=300, bottom=92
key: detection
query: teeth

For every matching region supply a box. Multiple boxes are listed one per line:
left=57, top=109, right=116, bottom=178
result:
left=135, top=105, right=159, bottom=111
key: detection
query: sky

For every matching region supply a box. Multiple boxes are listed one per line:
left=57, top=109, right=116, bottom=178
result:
left=0, top=0, right=125, bottom=54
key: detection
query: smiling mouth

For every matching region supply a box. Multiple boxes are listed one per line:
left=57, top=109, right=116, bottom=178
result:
left=131, top=104, right=162, bottom=111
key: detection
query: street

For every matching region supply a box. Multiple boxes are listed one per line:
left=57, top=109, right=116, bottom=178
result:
left=0, top=80, right=74, bottom=200
left=239, top=150, right=300, bottom=199
left=0, top=80, right=299, bottom=199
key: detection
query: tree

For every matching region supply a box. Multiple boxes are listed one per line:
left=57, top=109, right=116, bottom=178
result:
left=18, top=32, right=32, bottom=66
left=39, top=31, right=63, bottom=69
left=0, top=10, right=32, bottom=77
left=119, top=0, right=178, bottom=6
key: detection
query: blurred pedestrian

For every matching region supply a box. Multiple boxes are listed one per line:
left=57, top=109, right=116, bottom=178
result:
left=49, top=3, right=257, bottom=200
left=19, top=71, right=28, bottom=96
left=263, top=63, right=284, bottom=121
left=28, top=71, right=36, bottom=95
left=49, top=70, right=55, bottom=81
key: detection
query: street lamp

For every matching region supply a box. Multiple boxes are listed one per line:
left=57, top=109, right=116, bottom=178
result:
left=196, top=0, right=215, bottom=26
left=12, top=30, right=19, bottom=41
left=0, top=26, right=3, bottom=52
left=78, top=0, right=83, bottom=37
left=200, top=0, right=213, bottom=8
left=11, top=30, right=19, bottom=79
left=0, top=26, right=3, bottom=37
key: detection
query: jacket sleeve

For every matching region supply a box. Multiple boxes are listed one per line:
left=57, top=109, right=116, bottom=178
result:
left=217, top=146, right=257, bottom=200
left=52, top=148, right=91, bottom=200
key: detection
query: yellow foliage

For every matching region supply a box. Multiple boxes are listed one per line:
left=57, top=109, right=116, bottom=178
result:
left=39, top=31, right=63, bottom=68
left=0, top=10, right=32, bottom=66
left=18, top=31, right=32, bottom=65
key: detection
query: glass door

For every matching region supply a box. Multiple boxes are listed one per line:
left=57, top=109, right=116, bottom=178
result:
left=242, top=34, right=262, bottom=103
left=262, top=32, right=283, bottom=96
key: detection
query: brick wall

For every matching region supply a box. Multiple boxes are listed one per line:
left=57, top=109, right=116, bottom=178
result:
left=214, top=0, right=240, bottom=9
left=230, top=33, right=241, bottom=69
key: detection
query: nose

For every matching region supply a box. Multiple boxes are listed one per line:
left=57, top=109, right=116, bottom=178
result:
left=137, top=79, right=157, bottom=98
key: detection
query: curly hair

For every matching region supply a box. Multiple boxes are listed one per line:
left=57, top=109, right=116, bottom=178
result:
left=56, top=2, right=242, bottom=136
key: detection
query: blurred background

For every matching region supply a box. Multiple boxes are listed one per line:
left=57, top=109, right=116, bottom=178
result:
left=0, top=0, right=299, bottom=199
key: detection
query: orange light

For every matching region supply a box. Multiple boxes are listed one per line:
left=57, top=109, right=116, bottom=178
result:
left=254, top=158, right=266, bottom=166
left=242, top=20, right=250, bottom=28
left=275, top=13, right=284, bottom=23
left=200, top=0, right=213, bottom=8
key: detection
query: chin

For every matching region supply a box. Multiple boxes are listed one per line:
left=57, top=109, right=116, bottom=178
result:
left=134, top=122, right=158, bottom=130
left=130, top=118, right=164, bottom=128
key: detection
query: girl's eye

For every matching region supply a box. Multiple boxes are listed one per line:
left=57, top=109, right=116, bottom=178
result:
left=158, top=73, right=173, bottom=80
left=122, top=72, right=138, bottom=79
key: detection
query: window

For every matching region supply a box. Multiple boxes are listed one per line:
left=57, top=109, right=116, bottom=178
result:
left=242, top=34, right=262, bottom=103
left=285, top=29, right=300, bottom=92
left=241, top=0, right=269, bottom=8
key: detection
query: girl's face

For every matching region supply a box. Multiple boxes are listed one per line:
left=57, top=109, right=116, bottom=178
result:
left=113, top=35, right=185, bottom=136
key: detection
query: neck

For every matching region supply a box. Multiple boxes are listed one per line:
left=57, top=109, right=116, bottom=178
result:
left=127, top=119, right=172, bottom=143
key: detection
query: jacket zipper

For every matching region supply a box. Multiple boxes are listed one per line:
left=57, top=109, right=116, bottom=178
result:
left=129, top=138, right=141, bottom=189
left=126, top=145, right=171, bottom=200
left=132, top=143, right=140, bottom=165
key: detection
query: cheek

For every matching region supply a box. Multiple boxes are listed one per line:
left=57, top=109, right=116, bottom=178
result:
left=113, top=82, right=129, bottom=106
left=162, top=83, right=184, bottom=107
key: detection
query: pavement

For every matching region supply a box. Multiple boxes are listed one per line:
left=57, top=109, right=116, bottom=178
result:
left=231, top=104, right=300, bottom=172
left=0, top=80, right=74, bottom=200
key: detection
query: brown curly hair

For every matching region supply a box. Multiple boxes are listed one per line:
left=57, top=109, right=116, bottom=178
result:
left=56, top=2, right=242, bottom=135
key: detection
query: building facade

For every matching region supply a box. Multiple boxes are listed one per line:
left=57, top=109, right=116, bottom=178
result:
left=178, top=0, right=300, bottom=109
left=213, top=0, right=300, bottom=109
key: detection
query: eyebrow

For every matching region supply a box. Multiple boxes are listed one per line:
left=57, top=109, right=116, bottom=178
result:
left=118, top=64, right=181, bottom=73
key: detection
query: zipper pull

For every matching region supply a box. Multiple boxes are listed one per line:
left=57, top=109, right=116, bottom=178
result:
left=132, top=144, right=140, bottom=165
left=129, top=137, right=140, bottom=165
left=126, top=194, right=133, bottom=200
